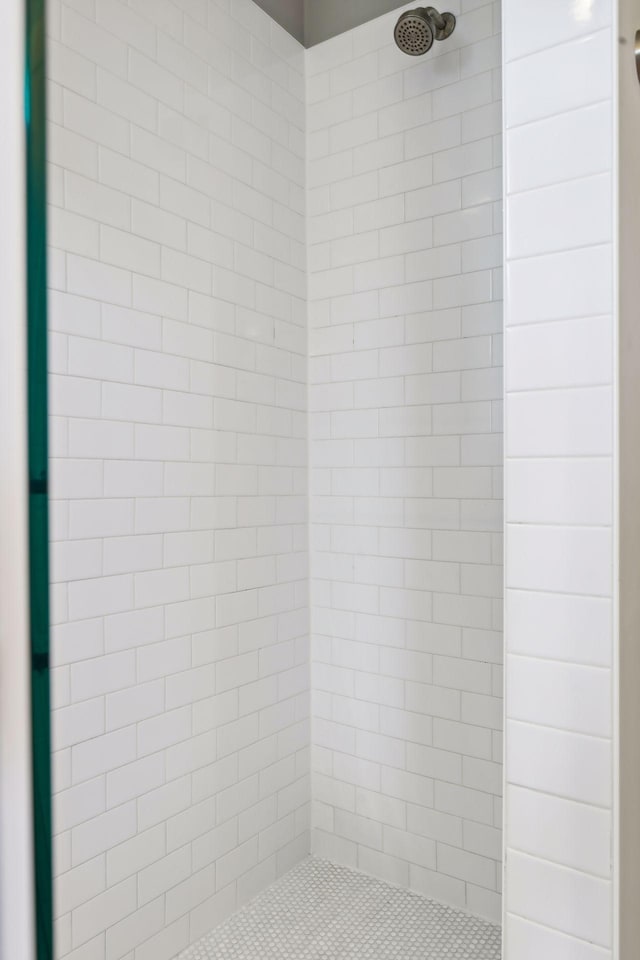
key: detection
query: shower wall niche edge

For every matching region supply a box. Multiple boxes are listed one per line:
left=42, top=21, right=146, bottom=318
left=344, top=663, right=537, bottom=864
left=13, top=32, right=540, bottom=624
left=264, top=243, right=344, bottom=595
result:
left=502, top=1, right=618, bottom=958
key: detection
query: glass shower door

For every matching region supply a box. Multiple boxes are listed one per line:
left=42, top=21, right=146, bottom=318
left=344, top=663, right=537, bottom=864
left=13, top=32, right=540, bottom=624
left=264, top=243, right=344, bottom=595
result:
left=26, top=0, right=53, bottom=957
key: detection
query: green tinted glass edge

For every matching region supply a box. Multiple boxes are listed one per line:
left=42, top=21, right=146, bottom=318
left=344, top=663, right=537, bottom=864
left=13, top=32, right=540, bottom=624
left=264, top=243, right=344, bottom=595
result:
left=26, top=0, right=53, bottom=957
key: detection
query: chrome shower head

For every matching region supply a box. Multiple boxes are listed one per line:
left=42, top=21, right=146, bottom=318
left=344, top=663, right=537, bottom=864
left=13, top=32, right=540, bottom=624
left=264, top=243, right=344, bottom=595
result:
left=394, top=7, right=456, bottom=56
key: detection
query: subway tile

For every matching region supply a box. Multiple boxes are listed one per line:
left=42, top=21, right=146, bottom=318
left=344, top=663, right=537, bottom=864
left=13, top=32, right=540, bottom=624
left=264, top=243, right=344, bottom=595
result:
left=71, top=877, right=136, bottom=949
left=505, top=30, right=612, bottom=128
left=505, top=315, right=612, bottom=391
left=507, top=525, right=612, bottom=598
left=506, top=458, right=612, bottom=526
left=432, top=72, right=493, bottom=122
left=506, top=589, right=612, bottom=667
left=506, top=387, right=612, bottom=458
left=106, top=895, right=164, bottom=959
left=63, top=90, right=129, bottom=154
left=506, top=850, right=611, bottom=948
left=505, top=243, right=612, bottom=326
left=505, top=914, right=612, bottom=960
left=505, top=1, right=611, bottom=63
left=507, top=101, right=612, bottom=194
left=506, top=720, right=611, bottom=807
left=67, top=255, right=131, bottom=307
left=48, top=38, right=96, bottom=100
left=50, top=206, right=100, bottom=259
left=507, top=655, right=611, bottom=737
left=507, top=784, right=611, bottom=878
left=507, top=173, right=611, bottom=260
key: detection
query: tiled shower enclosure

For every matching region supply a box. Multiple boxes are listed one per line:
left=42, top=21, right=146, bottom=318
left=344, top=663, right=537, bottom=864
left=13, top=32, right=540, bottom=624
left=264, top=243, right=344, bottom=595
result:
left=47, top=0, right=503, bottom=957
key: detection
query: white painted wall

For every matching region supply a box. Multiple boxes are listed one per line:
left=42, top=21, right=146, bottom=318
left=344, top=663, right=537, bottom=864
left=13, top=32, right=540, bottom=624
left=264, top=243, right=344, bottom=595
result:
left=46, top=2, right=308, bottom=958
left=306, top=2, right=503, bottom=922
left=502, top=2, right=617, bottom=957
left=619, top=0, right=640, bottom=955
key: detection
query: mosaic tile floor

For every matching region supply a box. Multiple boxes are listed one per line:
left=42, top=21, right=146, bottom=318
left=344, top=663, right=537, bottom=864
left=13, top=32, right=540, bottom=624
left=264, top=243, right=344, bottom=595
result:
left=178, top=857, right=501, bottom=959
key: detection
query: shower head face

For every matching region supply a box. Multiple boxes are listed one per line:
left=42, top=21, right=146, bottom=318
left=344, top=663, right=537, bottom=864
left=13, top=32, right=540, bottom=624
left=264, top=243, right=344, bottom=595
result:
left=394, top=10, right=435, bottom=56
left=394, top=8, right=457, bottom=55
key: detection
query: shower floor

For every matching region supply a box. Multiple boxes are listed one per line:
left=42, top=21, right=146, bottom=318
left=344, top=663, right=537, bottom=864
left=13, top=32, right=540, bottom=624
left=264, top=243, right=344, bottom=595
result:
left=177, top=857, right=501, bottom=960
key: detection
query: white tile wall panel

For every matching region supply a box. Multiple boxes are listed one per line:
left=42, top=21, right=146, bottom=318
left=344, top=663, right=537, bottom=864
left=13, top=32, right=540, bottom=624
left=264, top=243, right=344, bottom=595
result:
left=307, top=1, right=503, bottom=923
left=47, top=1, right=308, bottom=958
left=503, top=1, right=616, bottom=957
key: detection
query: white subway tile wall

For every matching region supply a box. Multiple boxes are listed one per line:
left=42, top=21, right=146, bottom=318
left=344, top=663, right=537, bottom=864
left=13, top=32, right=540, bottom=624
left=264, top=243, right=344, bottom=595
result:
left=307, top=3, right=503, bottom=922
left=47, top=1, right=309, bottom=958
left=503, top=2, right=616, bottom=958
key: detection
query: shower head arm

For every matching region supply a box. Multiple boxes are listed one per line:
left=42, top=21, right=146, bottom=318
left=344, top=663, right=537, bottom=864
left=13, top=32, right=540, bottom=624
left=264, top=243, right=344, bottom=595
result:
left=420, top=7, right=447, bottom=31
